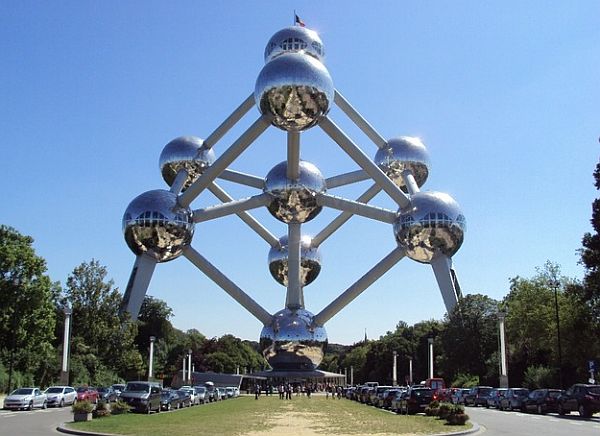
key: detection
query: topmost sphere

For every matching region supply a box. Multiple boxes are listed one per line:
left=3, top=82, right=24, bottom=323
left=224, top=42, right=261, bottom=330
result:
left=264, top=26, right=325, bottom=64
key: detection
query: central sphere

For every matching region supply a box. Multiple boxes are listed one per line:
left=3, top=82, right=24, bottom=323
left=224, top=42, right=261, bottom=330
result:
left=159, top=136, right=215, bottom=191
left=259, top=308, right=327, bottom=371
left=254, top=52, right=334, bottom=131
left=374, top=137, right=430, bottom=192
left=123, top=190, right=194, bottom=262
left=264, top=160, right=326, bottom=223
left=268, top=235, right=322, bottom=287
left=394, top=191, right=466, bottom=263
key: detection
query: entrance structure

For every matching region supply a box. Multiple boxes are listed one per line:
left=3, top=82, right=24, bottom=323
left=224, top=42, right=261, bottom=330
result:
left=120, top=25, right=466, bottom=376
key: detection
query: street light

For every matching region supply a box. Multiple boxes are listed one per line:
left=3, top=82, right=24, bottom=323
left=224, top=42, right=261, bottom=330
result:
left=427, top=338, right=434, bottom=379
left=498, top=310, right=508, bottom=388
left=60, top=304, right=73, bottom=385
left=392, top=351, right=397, bottom=386
left=551, top=279, right=563, bottom=389
left=148, top=336, right=156, bottom=380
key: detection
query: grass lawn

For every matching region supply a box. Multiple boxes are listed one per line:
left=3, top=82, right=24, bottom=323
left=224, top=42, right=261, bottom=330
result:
left=67, top=396, right=472, bottom=435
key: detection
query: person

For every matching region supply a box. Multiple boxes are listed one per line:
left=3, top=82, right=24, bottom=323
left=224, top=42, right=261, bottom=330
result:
left=278, top=383, right=284, bottom=400
left=306, top=384, right=312, bottom=398
left=255, top=383, right=260, bottom=400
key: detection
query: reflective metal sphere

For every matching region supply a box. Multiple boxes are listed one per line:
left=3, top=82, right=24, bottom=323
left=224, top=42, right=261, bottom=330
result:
left=268, top=235, right=322, bottom=287
left=374, top=137, right=430, bottom=191
left=264, top=160, right=326, bottom=223
left=394, top=191, right=466, bottom=263
left=260, top=308, right=327, bottom=371
left=255, top=53, right=334, bottom=131
left=123, top=190, right=194, bottom=262
left=159, top=136, right=215, bottom=191
left=264, top=26, right=325, bottom=63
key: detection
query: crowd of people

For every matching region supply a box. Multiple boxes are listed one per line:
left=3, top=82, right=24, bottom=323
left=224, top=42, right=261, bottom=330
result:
left=253, top=382, right=344, bottom=400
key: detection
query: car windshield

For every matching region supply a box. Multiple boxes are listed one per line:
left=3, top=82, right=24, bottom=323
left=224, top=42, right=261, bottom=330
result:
left=97, top=388, right=109, bottom=392
left=514, top=390, right=529, bottom=397
left=196, top=387, right=206, bottom=392
left=46, top=388, right=63, bottom=393
left=76, top=387, right=88, bottom=392
left=548, top=391, right=562, bottom=398
left=413, top=390, right=432, bottom=398
left=12, top=388, right=34, bottom=395
left=125, top=383, right=150, bottom=392
left=588, top=386, right=600, bottom=394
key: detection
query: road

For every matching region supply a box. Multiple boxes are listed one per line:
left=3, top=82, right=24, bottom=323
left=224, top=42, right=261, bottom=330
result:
left=467, top=406, right=600, bottom=436
left=0, top=406, right=71, bottom=436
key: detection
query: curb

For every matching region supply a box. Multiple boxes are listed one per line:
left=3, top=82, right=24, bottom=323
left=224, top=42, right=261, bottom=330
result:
left=433, top=421, right=481, bottom=436
left=56, top=424, right=122, bottom=436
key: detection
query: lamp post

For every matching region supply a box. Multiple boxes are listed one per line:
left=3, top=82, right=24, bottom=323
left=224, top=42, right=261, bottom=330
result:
left=60, top=305, right=73, bottom=385
left=498, top=310, right=508, bottom=388
left=551, top=280, right=563, bottom=389
left=427, top=338, right=434, bottom=379
left=188, top=349, right=192, bottom=384
left=392, top=351, right=397, bottom=386
left=148, top=336, right=156, bottom=380
left=409, top=357, right=413, bottom=385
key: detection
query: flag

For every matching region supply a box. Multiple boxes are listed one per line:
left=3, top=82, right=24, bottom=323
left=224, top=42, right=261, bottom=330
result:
left=295, top=13, right=305, bottom=27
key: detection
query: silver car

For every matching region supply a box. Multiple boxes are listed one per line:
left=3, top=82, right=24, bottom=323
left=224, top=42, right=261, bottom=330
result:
left=3, top=388, right=47, bottom=410
left=44, top=386, right=77, bottom=407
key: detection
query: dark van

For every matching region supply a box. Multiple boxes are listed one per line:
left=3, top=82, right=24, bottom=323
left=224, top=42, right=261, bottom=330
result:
left=119, top=381, right=161, bottom=414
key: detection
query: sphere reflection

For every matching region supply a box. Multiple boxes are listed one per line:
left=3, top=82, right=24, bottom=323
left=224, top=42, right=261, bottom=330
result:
left=264, top=26, right=325, bottom=63
left=123, top=190, right=194, bottom=262
left=268, top=235, right=322, bottom=287
left=264, top=160, right=326, bottom=223
left=259, top=308, right=327, bottom=371
left=374, top=136, right=430, bottom=191
left=394, top=191, right=465, bottom=263
left=159, top=136, right=215, bottom=191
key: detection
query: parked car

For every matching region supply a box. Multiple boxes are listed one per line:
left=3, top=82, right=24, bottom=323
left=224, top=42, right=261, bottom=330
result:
left=97, top=386, right=117, bottom=402
left=382, top=388, right=400, bottom=409
left=398, top=387, right=433, bottom=415
left=180, top=387, right=198, bottom=405
left=76, top=386, right=99, bottom=403
left=486, top=388, right=507, bottom=409
left=176, top=389, right=191, bottom=407
left=499, top=388, right=530, bottom=411
left=119, top=381, right=161, bottom=414
left=452, top=388, right=470, bottom=405
left=3, top=388, right=47, bottom=410
left=160, top=390, right=181, bottom=411
left=433, top=388, right=453, bottom=403
left=44, top=386, right=77, bottom=408
left=370, top=386, right=392, bottom=407
left=112, top=384, right=126, bottom=397
left=522, top=389, right=563, bottom=414
left=557, top=384, right=600, bottom=418
left=225, top=387, right=235, bottom=398
left=194, top=386, right=207, bottom=404
left=465, top=386, right=493, bottom=407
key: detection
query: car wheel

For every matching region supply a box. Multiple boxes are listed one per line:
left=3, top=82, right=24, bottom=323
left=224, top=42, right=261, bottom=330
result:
left=146, top=405, right=151, bottom=414
left=59, top=399, right=64, bottom=408
left=557, top=403, right=566, bottom=415
left=578, top=404, right=590, bottom=418
left=537, top=405, right=543, bottom=415
left=42, top=401, right=47, bottom=410
left=28, top=401, right=33, bottom=411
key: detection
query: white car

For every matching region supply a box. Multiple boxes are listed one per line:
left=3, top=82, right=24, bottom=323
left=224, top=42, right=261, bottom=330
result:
left=44, top=386, right=77, bottom=408
left=3, top=388, right=47, bottom=410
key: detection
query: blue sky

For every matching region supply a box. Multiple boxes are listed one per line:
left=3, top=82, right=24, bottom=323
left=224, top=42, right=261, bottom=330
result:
left=1, top=1, right=598, bottom=345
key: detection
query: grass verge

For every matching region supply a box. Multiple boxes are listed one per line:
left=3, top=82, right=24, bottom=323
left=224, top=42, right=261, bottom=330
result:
left=67, top=396, right=472, bottom=435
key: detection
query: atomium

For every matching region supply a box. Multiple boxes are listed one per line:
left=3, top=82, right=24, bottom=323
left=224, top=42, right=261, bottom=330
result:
left=120, top=23, right=467, bottom=375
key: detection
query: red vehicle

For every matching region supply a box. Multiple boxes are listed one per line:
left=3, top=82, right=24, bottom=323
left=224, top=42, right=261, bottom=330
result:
left=424, top=378, right=447, bottom=401
left=76, top=387, right=99, bottom=403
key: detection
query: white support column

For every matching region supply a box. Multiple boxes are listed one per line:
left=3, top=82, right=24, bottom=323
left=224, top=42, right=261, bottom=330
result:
left=409, top=357, right=413, bottom=385
left=188, top=349, right=192, bottom=384
left=60, top=306, right=72, bottom=385
left=393, top=351, right=397, bottom=386
left=350, top=366, right=354, bottom=386
left=498, top=311, right=508, bottom=388
left=148, top=336, right=156, bottom=380
left=428, top=338, right=434, bottom=379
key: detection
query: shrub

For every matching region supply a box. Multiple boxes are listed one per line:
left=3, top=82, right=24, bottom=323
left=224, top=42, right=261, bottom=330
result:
left=424, top=400, right=440, bottom=416
left=445, top=404, right=469, bottom=425
left=93, top=400, right=110, bottom=418
left=438, top=402, right=453, bottom=419
left=72, top=400, right=94, bottom=414
left=110, top=399, right=131, bottom=415
left=523, top=365, right=555, bottom=389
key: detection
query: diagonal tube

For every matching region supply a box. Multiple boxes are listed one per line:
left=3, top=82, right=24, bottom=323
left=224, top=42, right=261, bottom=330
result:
left=170, top=169, right=189, bottom=195
left=119, top=254, right=157, bottom=319
left=203, top=93, right=256, bottom=149
left=218, top=169, right=265, bottom=189
left=287, top=131, right=300, bottom=180
left=334, top=90, right=387, bottom=149
left=183, top=246, right=272, bottom=326
left=192, top=192, right=271, bottom=223
left=313, top=246, right=406, bottom=326
left=316, top=193, right=397, bottom=224
left=325, top=169, right=370, bottom=189
left=319, top=116, right=410, bottom=209
left=208, top=182, right=279, bottom=247
left=430, top=254, right=460, bottom=313
left=312, top=184, right=381, bottom=247
left=285, top=222, right=304, bottom=310
left=401, top=170, right=420, bottom=195
left=179, top=115, right=271, bottom=208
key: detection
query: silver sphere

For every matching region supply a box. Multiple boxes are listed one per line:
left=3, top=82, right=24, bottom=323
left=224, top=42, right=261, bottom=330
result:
left=268, top=235, right=322, bottom=287
left=264, top=160, right=326, bottom=223
left=264, top=26, right=325, bottom=63
left=123, top=190, right=194, bottom=262
left=259, top=308, right=327, bottom=371
left=255, top=52, right=334, bottom=131
left=375, top=136, right=430, bottom=191
left=159, top=136, right=215, bottom=191
left=394, top=191, right=466, bottom=263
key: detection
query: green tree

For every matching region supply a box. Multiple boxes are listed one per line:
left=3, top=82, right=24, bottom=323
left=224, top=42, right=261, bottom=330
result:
left=62, top=260, right=142, bottom=384
left=439, top=293, right=500, bottom=386
left=0, top=225, right=58, bottom=391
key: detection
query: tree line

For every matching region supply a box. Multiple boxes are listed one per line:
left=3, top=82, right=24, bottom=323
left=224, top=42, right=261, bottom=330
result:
left=1, top=160, right=600, bottom=391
